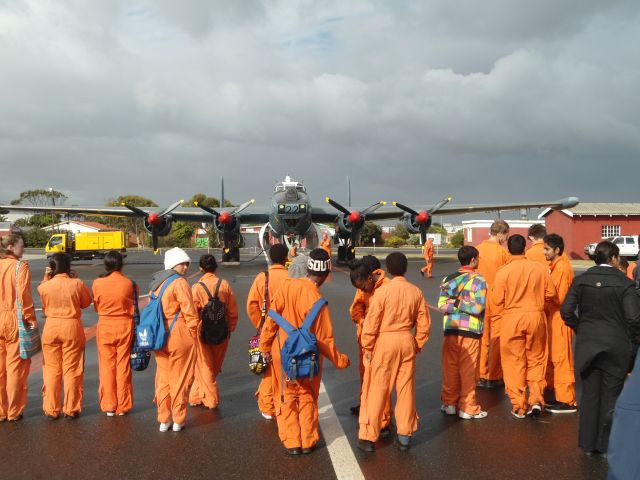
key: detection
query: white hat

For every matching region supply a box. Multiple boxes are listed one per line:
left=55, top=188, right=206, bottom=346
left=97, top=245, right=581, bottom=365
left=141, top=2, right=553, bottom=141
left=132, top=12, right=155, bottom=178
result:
left=164, top=247, right=191, bottom=270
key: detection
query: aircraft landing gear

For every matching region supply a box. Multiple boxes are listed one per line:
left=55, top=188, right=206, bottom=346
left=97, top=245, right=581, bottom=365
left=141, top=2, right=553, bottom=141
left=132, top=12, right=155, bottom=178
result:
left=337, top=245, right=356, bottom=264
left=222, top=246, right=240, bottom=263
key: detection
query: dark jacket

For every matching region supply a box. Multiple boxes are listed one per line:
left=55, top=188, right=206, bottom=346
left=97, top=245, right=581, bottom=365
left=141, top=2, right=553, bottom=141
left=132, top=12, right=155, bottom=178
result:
left=560, top=265, right=640, bottom=380
left=608, top=354, right=640, bottom=480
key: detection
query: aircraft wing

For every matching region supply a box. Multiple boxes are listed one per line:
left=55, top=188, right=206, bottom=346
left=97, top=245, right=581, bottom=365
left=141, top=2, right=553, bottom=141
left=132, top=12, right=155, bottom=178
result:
left=0, top=204, right=272, bottom=224
left=310, top=206, right=404, bottom=224
left=423, top=197, right=580, bottom=216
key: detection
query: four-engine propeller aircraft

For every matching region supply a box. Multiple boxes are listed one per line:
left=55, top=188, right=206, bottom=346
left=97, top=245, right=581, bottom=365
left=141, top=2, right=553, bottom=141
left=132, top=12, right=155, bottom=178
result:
left=1, top=176, right=579, bottom=263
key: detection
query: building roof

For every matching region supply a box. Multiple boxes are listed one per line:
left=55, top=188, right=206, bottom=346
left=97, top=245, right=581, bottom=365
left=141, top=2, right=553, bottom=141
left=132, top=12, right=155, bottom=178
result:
left=43, top=220, right=115, bottom=231
left=539, top=203, right=640, bottom=219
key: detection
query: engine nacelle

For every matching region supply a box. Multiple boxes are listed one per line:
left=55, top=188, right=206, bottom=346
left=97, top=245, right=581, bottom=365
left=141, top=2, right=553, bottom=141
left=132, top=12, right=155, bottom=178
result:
left=143, top=216, right=173, bottom=237
left=335, top=215, right=354, bottom=236
left=402, top=213, right=432, bottom=234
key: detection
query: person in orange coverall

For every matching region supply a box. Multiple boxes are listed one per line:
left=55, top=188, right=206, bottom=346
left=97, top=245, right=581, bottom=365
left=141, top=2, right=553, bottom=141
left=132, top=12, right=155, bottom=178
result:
left=260, top=249, right=349, bottom=455
left=476, top=219, right=510, bottom=388
left=320, top=232, right=332, bottom=260
left=151, top=247, right=199, bottom=432
left=493, top=235, right=557, bottom=419
left=38, top=253, right=92, bottom=419
left=246, top=244, right=290, bottom=419
left=92, top=251, right=137, bottom=416
left=438, top=246, right=488, bottom=420
left=358, top=252, right=431, bottom=452
left=420, top=238, right=434, bottom=278
left=525, top=224, right=547, bottom=265
left=189, top=254, right=238, bottom=410
left=0, top=233, right=37, bottom=422
left=542, top=234, right=577, bottom=414
left=348, top=255, right=389, bottom=417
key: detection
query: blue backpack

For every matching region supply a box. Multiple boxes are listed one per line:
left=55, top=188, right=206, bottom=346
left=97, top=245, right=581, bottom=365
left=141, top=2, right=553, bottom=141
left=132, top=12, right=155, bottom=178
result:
left=136, top=274, right=180, bottom=351
left=268, top=298, right=327, bottom=381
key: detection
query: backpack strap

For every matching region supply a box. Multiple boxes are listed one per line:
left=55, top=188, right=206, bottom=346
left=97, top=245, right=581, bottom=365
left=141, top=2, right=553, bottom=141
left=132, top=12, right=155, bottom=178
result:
left=213, top=278, right=223, bottom=299
left=257, top=271, right=269, bottom=333
left=198, top=281, right=214, bottom=300
left=268, top=309, right=296, bottom=335
left=168, top=311, right=179, bottom=333
left=15, top=261, right=23, bottom=326
left=302, top=298, right=327, bottom=331
left=158, top=274, right=180, bottom=299
left=131, top=280, right=140, bottom=325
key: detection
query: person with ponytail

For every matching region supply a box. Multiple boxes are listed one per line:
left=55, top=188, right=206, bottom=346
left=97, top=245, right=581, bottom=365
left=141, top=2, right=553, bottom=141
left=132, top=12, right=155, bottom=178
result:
left=92, top=251, right=138, bottom=416
left=0, top=233, right=37, bottom=421
left=37, top=253, right=92, bottom=419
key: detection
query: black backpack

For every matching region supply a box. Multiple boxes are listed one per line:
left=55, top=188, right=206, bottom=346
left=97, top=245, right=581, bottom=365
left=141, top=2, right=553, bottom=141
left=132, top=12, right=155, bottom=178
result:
left=198, top=279, right=229, bottom=345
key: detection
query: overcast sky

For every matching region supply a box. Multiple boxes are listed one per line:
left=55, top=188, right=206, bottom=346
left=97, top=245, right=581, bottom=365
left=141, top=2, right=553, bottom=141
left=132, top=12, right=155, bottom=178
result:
left=1, top=0, right=639, bottom=214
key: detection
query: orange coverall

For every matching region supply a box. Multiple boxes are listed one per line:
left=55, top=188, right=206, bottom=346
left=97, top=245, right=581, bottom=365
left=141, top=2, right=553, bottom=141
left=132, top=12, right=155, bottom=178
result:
left=421, top=239, right=434, bottom=278
left=359, top=277, right=431, bottom=442
left=349, top=268, right=389, bottom=383
left=320, top=235, right=332, bottom=260
left=493, top=256, right=557, bottom=414
left=259, top=277, right=349, bottom=450
left=476, top=240, right=511, bottom=381
left=92, top=271, right=138, bottom=415
left=246, top=264, right=289, bottom=417
left=545, top=256, right=576, bottom=405
left=0, top=257, right=36, bottom=421
left=525, top=241, right=547, bottom=265
left=627, top=262, right=637, bottom=280
left=154, top=276, right=199, bottom=425
left=189, top=273, right=238, bottom=409
left=38, top=274, right=92, bottom=417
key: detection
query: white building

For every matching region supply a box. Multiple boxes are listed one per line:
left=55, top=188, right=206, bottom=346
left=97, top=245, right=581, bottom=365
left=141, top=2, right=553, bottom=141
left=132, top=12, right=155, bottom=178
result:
left=42, top=220, right=115, bottom=234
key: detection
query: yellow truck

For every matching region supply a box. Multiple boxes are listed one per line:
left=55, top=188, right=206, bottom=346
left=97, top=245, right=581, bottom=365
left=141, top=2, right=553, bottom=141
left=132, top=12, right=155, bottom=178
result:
left=45, top=231, right=127, bottom=260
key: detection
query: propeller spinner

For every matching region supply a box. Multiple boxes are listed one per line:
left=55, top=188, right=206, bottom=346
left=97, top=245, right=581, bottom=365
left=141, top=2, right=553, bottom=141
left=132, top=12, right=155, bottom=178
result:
left=123, top=200, right=183, bottom=253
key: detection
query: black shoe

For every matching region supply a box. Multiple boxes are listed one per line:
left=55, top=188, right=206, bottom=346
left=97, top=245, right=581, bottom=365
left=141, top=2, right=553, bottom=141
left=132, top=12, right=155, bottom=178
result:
left=64, top=412, right=79, bottom=420
left=477, top=378, right=489, bottom=388
left=547, top=402, right=578, bottom=414
left=45, top=414, right=59, bottom=421
left=302, top=445, right=316, bottom=454
left=287, top=447, right=302, bottom=456
left=8, top=414, right=23, bottom=422
left=419, top=270, right=424, bottom=277
left=350, top=405, right=360, bottom=416
left=526, top=404, right=542, bottom=418
left=379, top=426, right=392, bottom=439
left=357, top=440, right=375, bottom=452
left=486, top=379, right=505, bottom=389
left=396, top=435, right=411, bottom=451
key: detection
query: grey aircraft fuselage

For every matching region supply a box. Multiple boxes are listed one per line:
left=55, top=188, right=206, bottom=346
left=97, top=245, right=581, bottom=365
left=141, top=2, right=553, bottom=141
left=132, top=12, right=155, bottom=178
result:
left=268, top=179, right=313, bottom=239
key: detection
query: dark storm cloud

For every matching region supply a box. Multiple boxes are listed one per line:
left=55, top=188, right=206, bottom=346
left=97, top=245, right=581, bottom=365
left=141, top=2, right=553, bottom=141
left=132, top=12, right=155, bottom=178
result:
left=1, top=0, right=639, bottom=213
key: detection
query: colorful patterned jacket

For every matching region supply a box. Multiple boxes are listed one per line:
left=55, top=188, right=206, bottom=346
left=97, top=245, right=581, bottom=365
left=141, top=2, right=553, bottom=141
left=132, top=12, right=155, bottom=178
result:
left=437, top=267, right=487, bottom=338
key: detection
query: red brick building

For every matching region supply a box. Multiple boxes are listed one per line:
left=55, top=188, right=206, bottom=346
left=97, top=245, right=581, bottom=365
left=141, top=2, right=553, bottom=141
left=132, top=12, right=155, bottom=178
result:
left=462, top=219, right=543, bottom=248
left=540, top=203, right=640, bottom=259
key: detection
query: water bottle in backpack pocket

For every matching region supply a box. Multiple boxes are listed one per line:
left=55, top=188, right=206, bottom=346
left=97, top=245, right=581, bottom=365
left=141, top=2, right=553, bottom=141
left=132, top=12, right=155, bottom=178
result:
left=136, top=274, right=180, bottom=351
left=198, top=279, right=229, bottom=345
left=268, top=298, right=327, bottom=381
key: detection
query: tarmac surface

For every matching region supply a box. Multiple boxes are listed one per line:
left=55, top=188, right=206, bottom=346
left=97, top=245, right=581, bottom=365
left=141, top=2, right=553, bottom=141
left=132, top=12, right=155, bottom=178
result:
left=2, top=249, right=608, bottom=480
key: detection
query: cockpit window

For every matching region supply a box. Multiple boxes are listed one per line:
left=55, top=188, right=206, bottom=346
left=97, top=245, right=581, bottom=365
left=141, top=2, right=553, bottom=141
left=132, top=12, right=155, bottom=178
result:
left=296, top=186, right=306, bottom=192
left=275, top=185, right=285, bottom=192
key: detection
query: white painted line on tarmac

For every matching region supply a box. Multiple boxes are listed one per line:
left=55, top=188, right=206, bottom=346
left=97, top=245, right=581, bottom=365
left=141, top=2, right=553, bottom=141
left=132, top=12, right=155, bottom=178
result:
left=318, top=381, right=365, bottom=480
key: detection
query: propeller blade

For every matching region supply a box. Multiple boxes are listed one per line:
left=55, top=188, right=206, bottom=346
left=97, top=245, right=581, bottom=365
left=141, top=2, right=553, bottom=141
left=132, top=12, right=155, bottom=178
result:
left=393, top=202, right=419, bottom=216
left=151, top=226, right=160, bottom=254
left=231, top=199, right=255, bottom=216
left=361, top=201, right=386, bottom=216
left=429, top=196, right=452, bottom=214
left=122, top=204, right=149, bottom=217
left=326, top=197, right=352, bottom=216
left=194, top=202, right=220, bottom=217
left=157, top=200, right=183, bottom=217
left=420, top=225, right=427, bottom=245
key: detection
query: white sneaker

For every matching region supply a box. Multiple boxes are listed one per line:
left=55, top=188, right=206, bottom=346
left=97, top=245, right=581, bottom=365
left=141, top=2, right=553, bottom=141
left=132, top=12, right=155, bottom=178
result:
left=440, top=404, right=457, bottom=415
left=106, top=412, right=115, bottom=417
left=261, top=412, right=273, bottom=420
left=118, top=412, right=126, bottom=416
left=159, top=422, right=172, bottom=432
left=511, top=410, right=526, bottom=419
left=458, top=410, right=488, bottom=420
left=172, top=422, right=185, bottom=432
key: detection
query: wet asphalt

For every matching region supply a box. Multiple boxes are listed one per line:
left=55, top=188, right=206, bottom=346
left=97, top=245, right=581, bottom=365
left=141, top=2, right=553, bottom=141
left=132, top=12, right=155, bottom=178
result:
left=0, top=250, right=607, bottom=480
